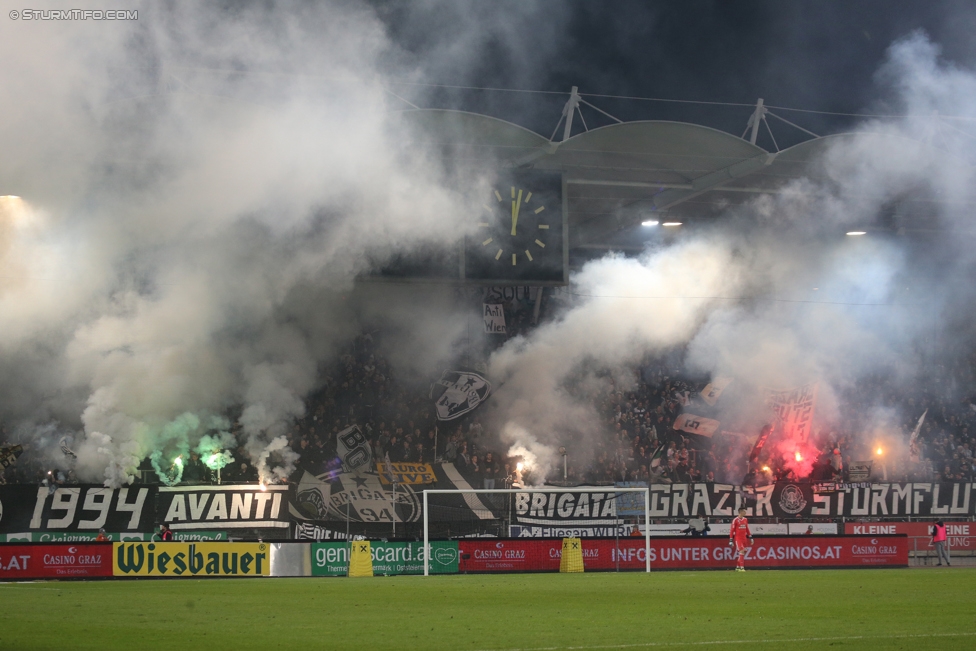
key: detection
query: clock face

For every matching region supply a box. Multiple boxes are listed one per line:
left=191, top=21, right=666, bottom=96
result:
left=463, top=171, right=564, bottom=284
left=478, top=185, right=552, bottom=267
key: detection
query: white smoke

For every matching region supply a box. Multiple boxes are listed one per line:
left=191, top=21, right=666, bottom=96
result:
left=486, top=32, right=976, bottom=481
left=0, top=2, right=494, bottom=485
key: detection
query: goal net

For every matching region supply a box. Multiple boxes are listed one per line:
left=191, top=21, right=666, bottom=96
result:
left=422, top=487, right=651, bottom=575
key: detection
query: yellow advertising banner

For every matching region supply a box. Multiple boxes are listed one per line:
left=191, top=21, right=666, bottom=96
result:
left=113, top=542, right=270, bottom=577
left=376, top=462, right=436, bottom=485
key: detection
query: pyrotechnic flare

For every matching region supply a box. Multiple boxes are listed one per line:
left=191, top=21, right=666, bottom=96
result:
left=150, top=450, right=183, bottom=486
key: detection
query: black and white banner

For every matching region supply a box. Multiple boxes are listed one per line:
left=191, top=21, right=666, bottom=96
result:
left=0, top=485, right=155, bottom=534
left=643, top=482, right=975, bottom=518
left=156, top=485, right=290, bottom=530
left=512, top=491, right=621, bottom=526
left=290, top=462, right=499, bottom=526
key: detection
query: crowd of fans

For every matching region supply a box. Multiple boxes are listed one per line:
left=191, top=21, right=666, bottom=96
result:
left=2, top=288, right=976, bottom=487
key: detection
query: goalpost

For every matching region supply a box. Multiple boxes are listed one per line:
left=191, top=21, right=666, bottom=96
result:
left=422, top=487, right=651, bottom=575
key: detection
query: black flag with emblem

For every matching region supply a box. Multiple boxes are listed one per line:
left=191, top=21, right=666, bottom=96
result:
left=430, top=370, right=492, bottom=421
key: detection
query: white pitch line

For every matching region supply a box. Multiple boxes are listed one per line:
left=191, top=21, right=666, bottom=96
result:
left=467, top=631, right=976, bottom=651
left=0, top=585, right=64, bottom=591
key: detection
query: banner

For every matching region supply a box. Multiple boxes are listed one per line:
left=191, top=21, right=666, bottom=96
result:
left=290, top=462, right=496, bottom=525
left=701, top=377, right=733, bottom=406
left=294, top=522, right=364, bottom=541
left=311, top=541, right=458, bottom=576
left=170, top=531, right=228, bottom=542
left=512, top=490, right=620, bottom=527
left=113, top=542, right=270, bottom=577
left=764, top=383, right=817, bottom=442
left=643, top=482, right=976, bottom=518
left=2, top=531, right=151, bottom=542
left=844, top=521, right=975, bottom=549
left=0, top=543, right=114, bottom=579
left=673, top=413, right=720, bottom=437
left=847, top=461, right=872, bottom=482
left=430, top=370, right=492, bottom=421
left=375, top=462, right=436, bottom=485
left=511, top=524, right=637, bottom=538
left=156, top=485, right=289, bottom=531
left=458, top=536, right=907, bottom=572
left=0, top=485, right=155, bottom=534
left=483, top=303, right=506, bottom=334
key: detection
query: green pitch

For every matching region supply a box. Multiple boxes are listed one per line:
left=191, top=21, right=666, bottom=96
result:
left=1, top=569, right=973, bottom=651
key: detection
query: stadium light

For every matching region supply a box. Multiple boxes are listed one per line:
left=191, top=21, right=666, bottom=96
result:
left=641, top=220, right=659, bottom=227
left=662, top=222, right=682, bottom=227
left=846, top=231, right=867, bottom=236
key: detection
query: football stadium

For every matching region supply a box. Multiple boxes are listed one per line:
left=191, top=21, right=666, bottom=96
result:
left=1, top=2, right=976, bottom=650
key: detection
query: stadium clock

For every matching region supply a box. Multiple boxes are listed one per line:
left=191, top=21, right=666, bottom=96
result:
left=478, top=185, right=551, bottom=267
left=463, top=170, right=564, bottom=284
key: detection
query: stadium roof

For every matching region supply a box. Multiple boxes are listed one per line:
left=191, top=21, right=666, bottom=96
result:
left=401, top=108, right=970, bottom=255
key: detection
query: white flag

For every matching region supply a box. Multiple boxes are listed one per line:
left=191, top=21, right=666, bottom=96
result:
left=701, top=377, right=733, bottom=406
left=673, top=413, right=721, bottom=438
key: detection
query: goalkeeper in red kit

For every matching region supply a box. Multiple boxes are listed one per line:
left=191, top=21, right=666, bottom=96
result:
left=729, top=507, right=753, bottom=572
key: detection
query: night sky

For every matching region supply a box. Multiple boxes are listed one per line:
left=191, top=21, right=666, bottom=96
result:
left=378, top=1, right=976, bottom=146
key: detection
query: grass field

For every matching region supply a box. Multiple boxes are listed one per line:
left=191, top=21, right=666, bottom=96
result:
left=1, top=569, right=973, bottom=651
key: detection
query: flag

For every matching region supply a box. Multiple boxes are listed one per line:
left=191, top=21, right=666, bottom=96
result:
left=430, top=370, right=492, bottom=421
left=336, top=425, right=373, bottom=473
left=908, top=409, right=927, bottom=463
left=59, top=437, right=77, bottom=459
left=764, top=383, right=818, bottom=443
left=673, top=413, right=720, bottom=437
left=701, top=377, right=733, bottom=406
left=749, top=424, right=774, bottom=462
left=0, top=444, right=24, bottom=468
left=649, top=442, right=667, bottom=468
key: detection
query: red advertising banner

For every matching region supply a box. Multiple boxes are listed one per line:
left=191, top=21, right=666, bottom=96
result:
left=0, top=543, right=114, bottom=579
left=844, top=522, right=975, bottom=550
left=459, top=539, right=562, bottom=573
left=458, top=536, right=907, bottom=572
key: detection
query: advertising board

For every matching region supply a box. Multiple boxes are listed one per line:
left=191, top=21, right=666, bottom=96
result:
left=112, top=542, right=269, bottom=577
left=0, top=543, right=113, bottom=579
left=311, top=541, right=458, bottom=576
left=844, top=521, right=975, bottom=549
left=458, top=536, right=907, bottom=572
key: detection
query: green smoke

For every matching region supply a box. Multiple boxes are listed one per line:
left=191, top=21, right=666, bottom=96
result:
left=149, top=413, right=233, bottom=484
left=150, top=449, right=184, bottom=486
left=196, top=430, right=235, bottom=471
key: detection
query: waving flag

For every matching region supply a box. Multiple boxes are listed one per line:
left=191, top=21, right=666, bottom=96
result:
left=430, top=370, right=492, bottom=421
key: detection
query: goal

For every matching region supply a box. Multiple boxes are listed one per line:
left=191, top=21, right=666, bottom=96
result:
left=421, top=487, right=651, bottom=575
